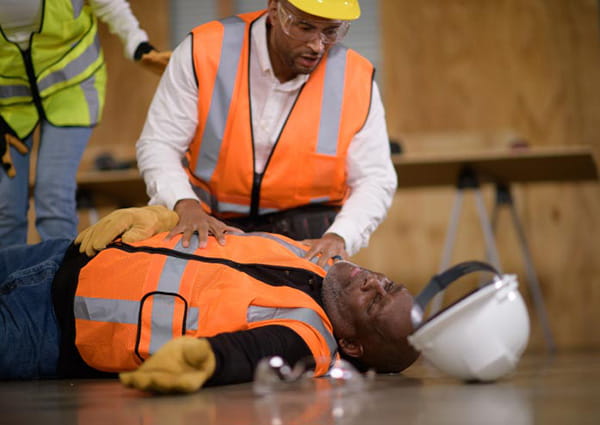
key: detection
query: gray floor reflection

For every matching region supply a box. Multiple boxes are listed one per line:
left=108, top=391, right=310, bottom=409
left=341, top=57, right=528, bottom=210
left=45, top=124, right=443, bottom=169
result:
left=2, top=352, right=599, bottom=425
left=410, top=384, right=533, bottom=425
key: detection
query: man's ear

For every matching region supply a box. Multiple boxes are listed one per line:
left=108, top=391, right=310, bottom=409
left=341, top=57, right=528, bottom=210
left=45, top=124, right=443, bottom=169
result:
left=267, top=0, right=278, bottom=15
left=266, top=1, right=277, bottom=26
left=338, top=338, right=364, bottom=358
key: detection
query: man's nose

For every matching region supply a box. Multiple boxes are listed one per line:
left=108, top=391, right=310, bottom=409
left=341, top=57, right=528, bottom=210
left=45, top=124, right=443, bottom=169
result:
left=361, top=276, right=385, bottom=294
left=306, top=34, right=325, bottom=52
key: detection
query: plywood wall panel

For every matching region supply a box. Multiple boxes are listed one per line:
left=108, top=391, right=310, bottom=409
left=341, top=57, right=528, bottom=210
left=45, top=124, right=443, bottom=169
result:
left=372, top=0, right=600, bottom=351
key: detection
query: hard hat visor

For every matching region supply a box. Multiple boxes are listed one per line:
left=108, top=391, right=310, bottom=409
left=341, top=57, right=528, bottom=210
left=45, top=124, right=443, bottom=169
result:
left=287, top=0, right=361, bottom=21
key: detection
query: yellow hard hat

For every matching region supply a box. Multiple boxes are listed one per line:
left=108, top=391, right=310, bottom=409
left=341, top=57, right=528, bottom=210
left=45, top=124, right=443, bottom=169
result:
left=287, top=0, right=361, bottom=21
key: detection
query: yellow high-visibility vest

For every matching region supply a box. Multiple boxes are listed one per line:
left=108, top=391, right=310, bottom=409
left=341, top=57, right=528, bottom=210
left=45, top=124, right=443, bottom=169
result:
left=0, top=0, right=106, bottom=138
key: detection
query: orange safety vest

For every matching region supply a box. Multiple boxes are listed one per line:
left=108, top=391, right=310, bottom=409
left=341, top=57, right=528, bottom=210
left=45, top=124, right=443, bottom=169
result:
left=74, top=232, right=337, bottom=376
left=185, top=10, right=374, bottom=218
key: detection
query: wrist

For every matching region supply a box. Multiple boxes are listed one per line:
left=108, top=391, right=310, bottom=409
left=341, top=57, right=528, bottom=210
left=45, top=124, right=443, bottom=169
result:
left=174, top=198, right=200, bottom=212
left=134, top=41, right=156, bottom=61
left=324, top=232, right=346, bottom=245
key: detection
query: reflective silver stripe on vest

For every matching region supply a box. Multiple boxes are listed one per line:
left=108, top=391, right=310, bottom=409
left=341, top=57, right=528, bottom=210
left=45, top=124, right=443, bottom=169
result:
left=216, top=201, right=277, bottom=215
left=195, top=16, right=246, bottom=181
left=239, top=232, right=307, bottom=258
left=247, top=306, right=337, bottom=362
left=317, top=45, right=347, bottom=156
left=148, top=238, right=200, bottom=354
left=309, top=196, right=331, bottom=204
left=74, top=296, right=139, bottom=324
left=37, top=32, right=102, bottom=93
left=235, top=232, right=330, bottom=271
left=187, top=307, right=199, bottom=331
left=73, top=242, right=201, bottom=354
left=71, top=0, right=84, bottom=18
left=190, top=183, right=216, bottom=211
left=0, top=84, right=31, bottom=99
left=78, top=74, right=99, bottom=122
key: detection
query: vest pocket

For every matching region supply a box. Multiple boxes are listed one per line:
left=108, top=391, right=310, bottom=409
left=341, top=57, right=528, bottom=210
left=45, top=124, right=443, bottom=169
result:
left=135, top=292, right=189, bottom=362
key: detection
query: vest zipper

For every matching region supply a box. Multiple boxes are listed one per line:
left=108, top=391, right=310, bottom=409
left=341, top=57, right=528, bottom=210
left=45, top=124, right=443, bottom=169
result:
left=20, top=49, right=46, bottom=120
left=250, top=171, right=263, bottom=218
left=247, top=84, right=305, bottom=218
left=109, top=242, right=324, bottom=299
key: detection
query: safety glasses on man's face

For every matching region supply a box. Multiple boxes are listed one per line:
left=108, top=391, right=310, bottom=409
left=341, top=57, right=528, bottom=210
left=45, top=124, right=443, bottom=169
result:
left=276, top=1, right=350, bottom=45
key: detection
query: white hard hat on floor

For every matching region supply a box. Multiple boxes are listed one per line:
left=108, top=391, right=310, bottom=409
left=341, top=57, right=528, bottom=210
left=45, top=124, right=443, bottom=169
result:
left=408, top=261, right=530, bottom=382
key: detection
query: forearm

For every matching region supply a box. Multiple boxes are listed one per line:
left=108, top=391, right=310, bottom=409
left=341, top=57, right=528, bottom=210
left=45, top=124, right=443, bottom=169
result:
left=136, top=35, right=199, bottom=209
left=204, top=325, right=312, bottom=386
left=327, top=83, right=397, bottom=255
left=137, top=141, right=198, bottom=209
left=89, top=0, right=149, bottom=59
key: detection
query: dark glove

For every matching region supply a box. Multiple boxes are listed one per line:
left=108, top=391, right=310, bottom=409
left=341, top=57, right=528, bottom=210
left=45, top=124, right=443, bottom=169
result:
left=0, top=116, right=28, bottom=178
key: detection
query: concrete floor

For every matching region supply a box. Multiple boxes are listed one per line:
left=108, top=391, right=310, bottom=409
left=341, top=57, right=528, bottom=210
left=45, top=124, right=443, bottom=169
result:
left=2, top=351, right=599, bottom=425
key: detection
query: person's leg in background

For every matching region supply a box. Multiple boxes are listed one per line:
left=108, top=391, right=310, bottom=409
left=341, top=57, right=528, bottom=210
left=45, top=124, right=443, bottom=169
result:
left=34, top=122, right=92, bottom=241
left=0, top=238, right=71, bottom=379
left=0, top=131, right=35, bottom=247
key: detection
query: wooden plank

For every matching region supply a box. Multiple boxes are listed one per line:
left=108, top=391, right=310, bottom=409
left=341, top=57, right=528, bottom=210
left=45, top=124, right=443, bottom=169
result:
left=393, top=146, right=599, bottom=188
left=76, top=169, right=147, bottom=207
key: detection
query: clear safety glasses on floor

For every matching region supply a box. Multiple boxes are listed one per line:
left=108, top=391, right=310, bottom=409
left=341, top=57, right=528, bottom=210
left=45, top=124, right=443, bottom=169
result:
left=253, top=356, right=372, bottom=395
left=253, top=356, right=374, bottom=424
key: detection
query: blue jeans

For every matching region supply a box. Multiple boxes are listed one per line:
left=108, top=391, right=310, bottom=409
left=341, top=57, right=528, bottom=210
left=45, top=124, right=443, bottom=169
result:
left=0, top=238, right=71, bottom=379
left=0, top=121, right=92, bottom=247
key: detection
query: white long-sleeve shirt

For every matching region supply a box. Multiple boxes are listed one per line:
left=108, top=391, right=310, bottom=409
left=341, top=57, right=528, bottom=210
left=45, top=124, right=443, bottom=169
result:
left=0, top=0, right=148, bottom=58
left=136, top=14, right=397, bottom=255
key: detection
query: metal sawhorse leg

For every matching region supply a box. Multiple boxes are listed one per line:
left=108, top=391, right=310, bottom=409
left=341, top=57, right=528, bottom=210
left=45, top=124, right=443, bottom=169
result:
left=430, top=166, right=556, bottom=353
left=491, top=183, right=556, bottom=352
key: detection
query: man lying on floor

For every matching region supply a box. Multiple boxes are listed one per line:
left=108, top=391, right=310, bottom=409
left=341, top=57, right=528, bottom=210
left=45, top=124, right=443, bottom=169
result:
left=0, top=206, right=419, bottom=393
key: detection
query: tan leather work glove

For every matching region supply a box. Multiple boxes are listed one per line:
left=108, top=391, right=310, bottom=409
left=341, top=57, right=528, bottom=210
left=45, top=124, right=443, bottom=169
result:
left=120, top=337, right=216, bottom=394
left=140, top=50, right=172, bottom=75
left=0, top=116, right=28, bottom=179
left=75, top=205, right=178, bottom=256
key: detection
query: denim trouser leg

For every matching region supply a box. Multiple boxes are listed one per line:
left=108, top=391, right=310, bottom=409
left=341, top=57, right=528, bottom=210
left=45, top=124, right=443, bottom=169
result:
left=34, top=122, right=92, bottom=241
left=0, top=122, right=92, bottom=247
left=0, top=238, right=71, bottom=379
left=0, top=130, right=34, bottom=247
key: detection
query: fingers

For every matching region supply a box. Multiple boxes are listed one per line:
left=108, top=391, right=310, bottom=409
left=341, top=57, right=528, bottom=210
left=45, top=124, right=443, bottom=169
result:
left=75, top=224, right=108, bottom=256
left=118, top=337, right=215, bottom=394
left=1, top=140, right=16, bottom=178
left=167, top=212, right=240, bottom=248
left=302, top=234, right=348, bottom=267
left=165, top=222, right=211, bottom=248
left=302, top=239, right=321, bottom=260
left=209, top=221, right=247, bottom=246
left=120, top=370, right=208, bottom=394
left=74, top=228, right=95, bottom=256
left=6, top=134, right=28, bottom=154
left=121, top=226, right=153, bottom=244
left=183, top=224, right=200, bottom=248
left=140, top=50, right=172, bottom=76
left=316, top=248, right=336, bottom=267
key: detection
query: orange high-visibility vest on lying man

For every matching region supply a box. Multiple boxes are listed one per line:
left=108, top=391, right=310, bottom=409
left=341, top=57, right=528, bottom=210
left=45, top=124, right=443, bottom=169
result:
left=185, top=10, right=375, bottom=217
left=74, top=232, right=337, bottom=377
